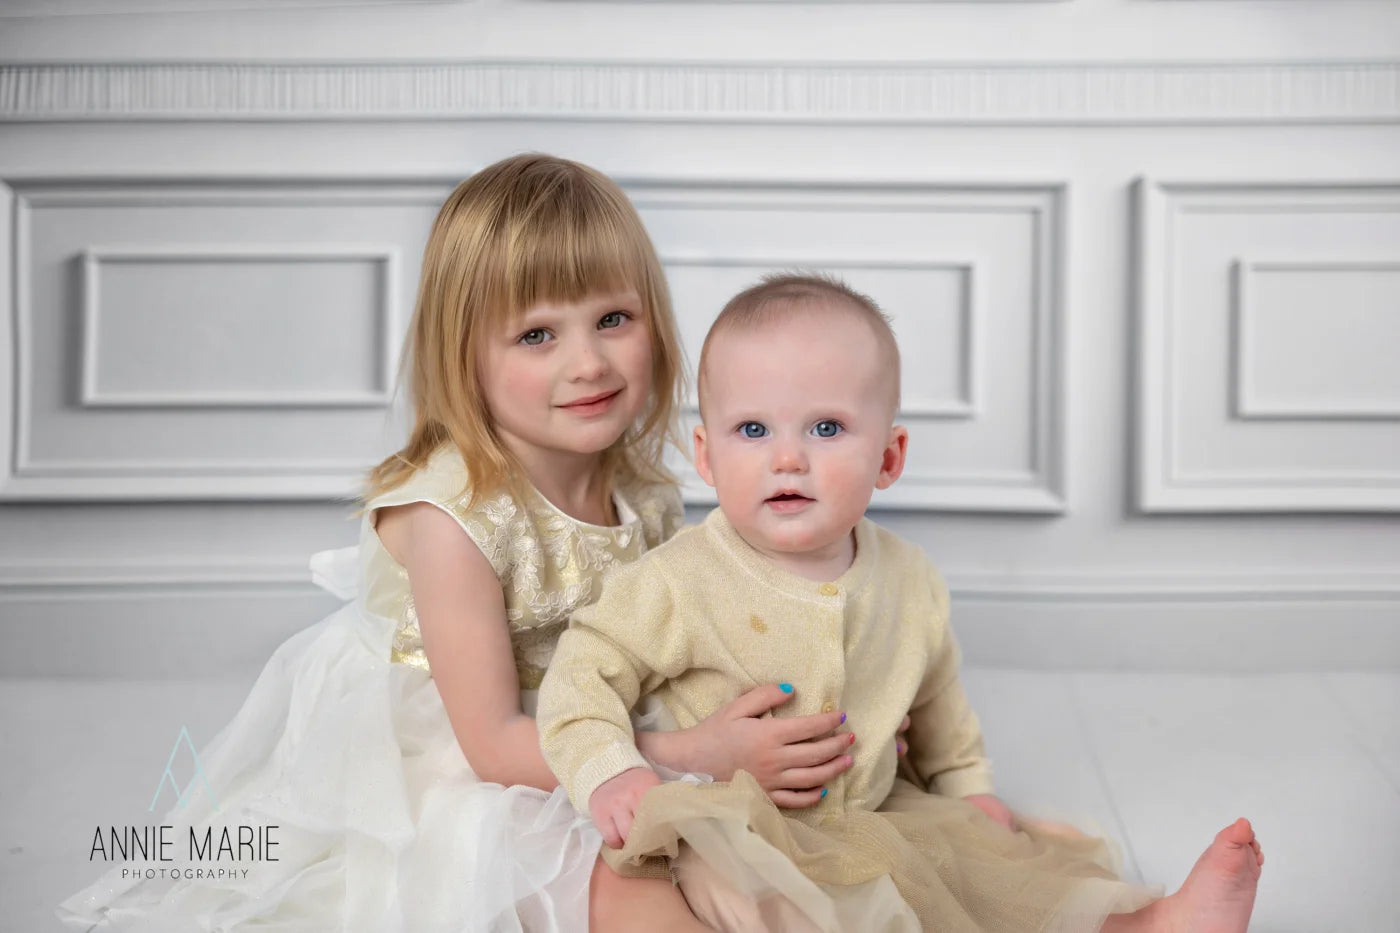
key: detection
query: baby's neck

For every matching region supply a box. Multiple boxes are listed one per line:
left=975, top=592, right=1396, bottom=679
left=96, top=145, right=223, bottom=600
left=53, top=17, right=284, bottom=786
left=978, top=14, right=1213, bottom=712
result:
left=753, top=530, right=857, bottom=583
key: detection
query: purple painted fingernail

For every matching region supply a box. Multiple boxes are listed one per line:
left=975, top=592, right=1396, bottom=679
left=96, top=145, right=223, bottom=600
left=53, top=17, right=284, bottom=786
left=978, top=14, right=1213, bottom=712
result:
left=839, top=712, right=846, bottom=724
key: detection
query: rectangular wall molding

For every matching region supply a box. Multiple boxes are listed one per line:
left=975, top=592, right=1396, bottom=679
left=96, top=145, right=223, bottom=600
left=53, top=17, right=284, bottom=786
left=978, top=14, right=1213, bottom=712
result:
left=4, top=175, right=1063, bottom=512
left=663, top=254, right=980, bottom=420
left=80, top=244, right=399, bottom=409
left=1133, top=178, right=1400, bottom=513
left=1231, top=257, right=1400, bottom=420
left=2, top=60, right=1397, bottom=126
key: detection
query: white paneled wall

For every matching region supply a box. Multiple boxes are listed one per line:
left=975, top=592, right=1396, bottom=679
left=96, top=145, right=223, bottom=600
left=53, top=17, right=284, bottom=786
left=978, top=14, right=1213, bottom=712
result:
left=1135, top=181, right=1400, bottom=512
left=0, top=0, right=1397, bottom=676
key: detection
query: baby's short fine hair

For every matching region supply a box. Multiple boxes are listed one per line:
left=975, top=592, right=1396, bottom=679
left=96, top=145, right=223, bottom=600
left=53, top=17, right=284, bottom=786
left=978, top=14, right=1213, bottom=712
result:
left=697, top=272, right=902, bottom=416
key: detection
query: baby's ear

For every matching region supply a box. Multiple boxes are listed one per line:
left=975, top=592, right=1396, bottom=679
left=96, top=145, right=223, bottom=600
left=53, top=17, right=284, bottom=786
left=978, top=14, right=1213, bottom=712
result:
left=693, top=425, right=717, bottom=487
left=875, top=425, right=909, bottom=490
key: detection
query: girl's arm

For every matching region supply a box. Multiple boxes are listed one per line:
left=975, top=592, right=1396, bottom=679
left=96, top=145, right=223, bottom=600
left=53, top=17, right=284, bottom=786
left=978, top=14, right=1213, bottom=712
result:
left=376, top=501, right=558, bottom=792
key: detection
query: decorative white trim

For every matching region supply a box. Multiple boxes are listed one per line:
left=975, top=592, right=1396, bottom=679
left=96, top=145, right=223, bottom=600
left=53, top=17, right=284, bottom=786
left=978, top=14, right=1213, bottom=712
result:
left=945, top=570, right=1400, bottom=603
left=4, top=175, right=1062, bottom=509
left=5, top=561, right=1394, bottom=600
left=683, top=473, right=1064, bottom=515
left=5, top=563, right=1396, bottom=675
left=663, top=254, right=979, bottom=420
left=653, top=183, right=1064, bottom=514
left=0, top=560, right=313, bottom=590
left=1, top=60, right=1397, bottom=125
left=0, top=0, right=457, bottom=15
left=1133, top=178, right=1400, bottom=513
left=0, top=179, right=445, bottom=501
left=79, top=244, right=400, bottom=409
left=1231, top=256, right=1400, bottom=420
left=540, top=1, right=1065, bottom=4
left=0, top=183, right=16, bottom=502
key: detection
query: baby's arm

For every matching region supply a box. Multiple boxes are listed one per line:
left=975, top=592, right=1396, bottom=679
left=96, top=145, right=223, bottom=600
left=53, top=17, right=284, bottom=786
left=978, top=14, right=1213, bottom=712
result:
left=376, top=501, right=559, bottom=790
left=537, top=566, right=692, bottom=837
left=904, top=565, right=997, bottom=803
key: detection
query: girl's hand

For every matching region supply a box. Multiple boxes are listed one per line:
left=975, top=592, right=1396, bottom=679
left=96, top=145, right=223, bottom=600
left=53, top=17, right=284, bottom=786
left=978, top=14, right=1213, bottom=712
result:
left=963, top=793, right=1017, bottom=832
left=589, top=767, right=662, bottom=848
left=687, top=685, right=853, bottom=809
left=896, top=714, right=911, bottom=757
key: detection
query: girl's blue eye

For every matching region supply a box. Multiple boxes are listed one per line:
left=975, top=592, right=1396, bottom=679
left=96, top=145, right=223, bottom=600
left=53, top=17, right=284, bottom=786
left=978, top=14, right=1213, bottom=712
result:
left=812, top=420, right=842, bottom=438
left=739, top=422, right=769, bottom=439
left=598, top=311, right=628, bottom=329
left=519, top=329, right=551, bottom=346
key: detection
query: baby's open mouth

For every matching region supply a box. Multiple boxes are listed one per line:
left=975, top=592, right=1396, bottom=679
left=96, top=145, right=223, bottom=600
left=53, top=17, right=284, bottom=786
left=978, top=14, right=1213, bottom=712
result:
left=766, top=493, right=812, bottom=503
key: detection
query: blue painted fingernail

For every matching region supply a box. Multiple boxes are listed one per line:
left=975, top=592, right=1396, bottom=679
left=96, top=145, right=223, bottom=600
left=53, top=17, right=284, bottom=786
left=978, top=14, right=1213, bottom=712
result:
left=820, top=788, right=828, bottom=798
left=779, top=683, right=793, bottom=693
left=839, top=712, right=846, bottom=724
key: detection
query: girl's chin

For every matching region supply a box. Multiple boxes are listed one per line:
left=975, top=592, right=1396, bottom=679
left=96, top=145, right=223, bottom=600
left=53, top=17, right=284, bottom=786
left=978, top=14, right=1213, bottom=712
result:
left=556, top=430, right=630, bottom=456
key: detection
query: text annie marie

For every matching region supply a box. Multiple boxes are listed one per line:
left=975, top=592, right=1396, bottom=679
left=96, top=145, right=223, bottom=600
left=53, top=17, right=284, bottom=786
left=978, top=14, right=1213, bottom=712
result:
left=90, top=825, right=279, bottom=876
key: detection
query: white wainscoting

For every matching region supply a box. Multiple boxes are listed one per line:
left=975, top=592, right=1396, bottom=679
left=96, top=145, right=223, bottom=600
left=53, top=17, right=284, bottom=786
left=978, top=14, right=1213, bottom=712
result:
left=1133, top=179, right=1400, bottom=513
left=0, top=0, right=1397, bottom=676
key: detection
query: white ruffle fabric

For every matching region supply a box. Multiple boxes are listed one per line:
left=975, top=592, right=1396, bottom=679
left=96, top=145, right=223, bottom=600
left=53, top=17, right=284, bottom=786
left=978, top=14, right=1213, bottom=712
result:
left=57, top=547, right=604, bottom=933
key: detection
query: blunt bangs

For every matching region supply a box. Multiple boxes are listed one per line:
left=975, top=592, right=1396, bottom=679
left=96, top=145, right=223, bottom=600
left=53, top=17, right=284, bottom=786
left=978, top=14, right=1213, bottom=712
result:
left=498, top=171, right=656, bottom=321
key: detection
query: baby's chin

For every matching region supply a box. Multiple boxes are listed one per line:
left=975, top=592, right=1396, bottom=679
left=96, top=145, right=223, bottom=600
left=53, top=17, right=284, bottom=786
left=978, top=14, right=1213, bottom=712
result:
left=747, top=515, right=850, bottom=555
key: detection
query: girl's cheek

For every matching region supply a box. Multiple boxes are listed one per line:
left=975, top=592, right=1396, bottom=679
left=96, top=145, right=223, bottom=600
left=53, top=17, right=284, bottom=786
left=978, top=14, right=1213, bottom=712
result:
left=633, top=335, right=656, bottom=381
left=499, top=357, right=550, bottom=403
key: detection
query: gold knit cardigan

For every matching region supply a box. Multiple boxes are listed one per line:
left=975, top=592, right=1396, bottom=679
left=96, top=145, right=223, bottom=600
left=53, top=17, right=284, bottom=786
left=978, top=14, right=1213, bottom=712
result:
left=538, top=508, right=994, bottom=821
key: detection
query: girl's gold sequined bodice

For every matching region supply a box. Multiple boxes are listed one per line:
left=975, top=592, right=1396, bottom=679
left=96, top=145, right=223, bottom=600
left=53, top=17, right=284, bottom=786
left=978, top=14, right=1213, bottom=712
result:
left=359, top=447, right=684, bottom=688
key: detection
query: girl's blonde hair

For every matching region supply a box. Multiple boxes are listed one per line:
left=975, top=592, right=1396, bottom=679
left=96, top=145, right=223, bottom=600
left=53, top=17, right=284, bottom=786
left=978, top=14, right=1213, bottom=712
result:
left=365, top=154, right=685, bottom=508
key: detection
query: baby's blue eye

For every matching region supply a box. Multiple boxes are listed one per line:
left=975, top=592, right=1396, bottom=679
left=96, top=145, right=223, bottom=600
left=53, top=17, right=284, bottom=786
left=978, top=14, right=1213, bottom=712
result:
left=811, top=420, right=843, bottom=438
left=599, top=311, right=627, bottom=329
left=739, top=422, right=769, bottom=439
left=519, top=329, right=551, bottom=346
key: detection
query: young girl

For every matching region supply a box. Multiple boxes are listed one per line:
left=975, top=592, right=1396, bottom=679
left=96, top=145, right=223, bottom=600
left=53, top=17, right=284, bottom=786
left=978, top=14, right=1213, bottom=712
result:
left=57, top=155, right=859, bottom=932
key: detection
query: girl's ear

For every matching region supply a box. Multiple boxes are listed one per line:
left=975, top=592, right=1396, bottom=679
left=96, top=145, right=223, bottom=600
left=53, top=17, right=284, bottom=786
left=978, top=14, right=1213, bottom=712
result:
left=693, top=425, right=717, bottom=487
left=875, top=425, right=909, bottom=490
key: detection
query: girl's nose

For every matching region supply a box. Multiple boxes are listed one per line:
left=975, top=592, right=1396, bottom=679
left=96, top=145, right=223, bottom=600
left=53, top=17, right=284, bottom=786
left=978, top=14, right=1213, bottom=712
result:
left=569, top=339, right=611, bottom=382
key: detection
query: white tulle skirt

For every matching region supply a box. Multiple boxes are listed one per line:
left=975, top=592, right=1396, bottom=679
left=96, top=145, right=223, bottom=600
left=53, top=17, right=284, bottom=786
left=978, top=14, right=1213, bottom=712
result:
left=57, top=550, right=603, bottom=933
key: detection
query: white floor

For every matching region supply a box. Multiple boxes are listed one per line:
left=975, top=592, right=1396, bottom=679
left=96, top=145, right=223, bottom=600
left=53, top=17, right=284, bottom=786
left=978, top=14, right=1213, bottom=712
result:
left=4, top=669, right=1398, bottom=932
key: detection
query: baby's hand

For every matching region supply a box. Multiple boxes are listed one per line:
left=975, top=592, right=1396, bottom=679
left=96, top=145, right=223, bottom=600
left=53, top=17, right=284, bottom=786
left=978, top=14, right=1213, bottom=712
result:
left=589, top=767, right=662, bottom=848
left=963, top=793, right=1017, bottom=832
left=691, top=684, right=852, bottom=808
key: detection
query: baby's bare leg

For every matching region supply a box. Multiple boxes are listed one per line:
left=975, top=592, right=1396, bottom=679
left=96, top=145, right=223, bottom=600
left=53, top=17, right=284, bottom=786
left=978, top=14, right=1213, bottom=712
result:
left=589, top=855, right=711, bottom=933
left=1100, top=818, right=1263, bottom=933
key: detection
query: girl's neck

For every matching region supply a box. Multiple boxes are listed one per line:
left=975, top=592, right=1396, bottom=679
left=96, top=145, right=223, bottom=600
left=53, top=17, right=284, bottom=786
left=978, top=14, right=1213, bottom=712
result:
left=500, top=434, right=615, bottom=526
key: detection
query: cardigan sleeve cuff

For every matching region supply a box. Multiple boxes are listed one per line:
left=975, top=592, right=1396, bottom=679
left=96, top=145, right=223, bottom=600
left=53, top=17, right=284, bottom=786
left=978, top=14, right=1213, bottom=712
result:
left=932, top=765, right=996, bottom=799
left=570, top=741, right=653, bottom=815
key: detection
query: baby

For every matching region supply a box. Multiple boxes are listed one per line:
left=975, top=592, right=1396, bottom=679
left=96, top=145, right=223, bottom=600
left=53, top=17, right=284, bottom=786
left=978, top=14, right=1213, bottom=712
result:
left=538, top=274, right=1263, bottom=933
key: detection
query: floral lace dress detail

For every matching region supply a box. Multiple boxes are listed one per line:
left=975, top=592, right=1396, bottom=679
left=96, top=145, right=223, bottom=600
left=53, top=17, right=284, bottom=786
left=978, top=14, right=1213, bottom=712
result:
left=364, top=446, right=683, bottom=689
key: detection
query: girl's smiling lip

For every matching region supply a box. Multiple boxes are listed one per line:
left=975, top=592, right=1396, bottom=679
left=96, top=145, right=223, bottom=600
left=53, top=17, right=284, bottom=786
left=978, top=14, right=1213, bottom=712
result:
left=558, top=388, right=622, bottom=415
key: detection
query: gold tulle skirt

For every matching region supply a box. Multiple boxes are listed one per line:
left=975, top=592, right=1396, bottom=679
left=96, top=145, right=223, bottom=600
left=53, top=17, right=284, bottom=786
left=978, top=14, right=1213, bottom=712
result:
left=603, top=772, right=1163, bottom=933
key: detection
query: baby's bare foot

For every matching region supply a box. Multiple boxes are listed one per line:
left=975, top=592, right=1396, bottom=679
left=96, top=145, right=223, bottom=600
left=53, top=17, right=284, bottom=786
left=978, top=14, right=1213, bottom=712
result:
left=1154, top=818, right=1264, bottom=933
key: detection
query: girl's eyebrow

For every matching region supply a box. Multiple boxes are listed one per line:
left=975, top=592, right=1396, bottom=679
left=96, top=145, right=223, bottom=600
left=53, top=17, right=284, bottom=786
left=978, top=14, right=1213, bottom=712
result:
left=511, top=308, right=565, bottom=331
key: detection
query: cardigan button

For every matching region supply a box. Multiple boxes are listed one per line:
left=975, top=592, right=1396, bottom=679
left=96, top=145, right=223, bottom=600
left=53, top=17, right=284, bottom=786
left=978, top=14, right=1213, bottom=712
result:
left=821, top=700, right=837, bottom=714
left=818, top=582, right=839, bottom=597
